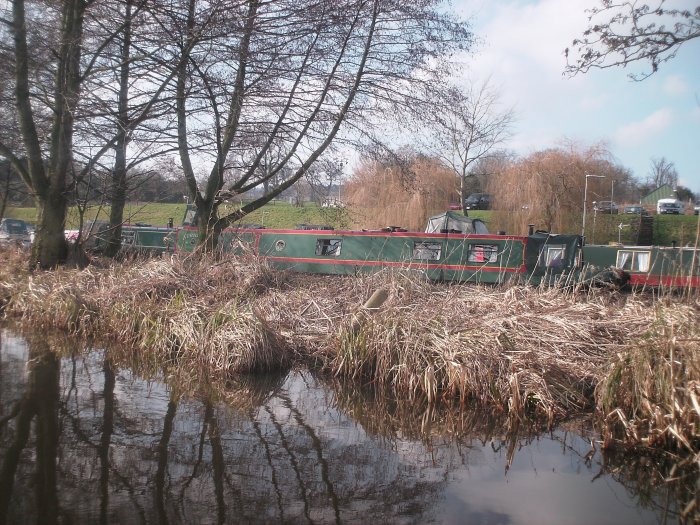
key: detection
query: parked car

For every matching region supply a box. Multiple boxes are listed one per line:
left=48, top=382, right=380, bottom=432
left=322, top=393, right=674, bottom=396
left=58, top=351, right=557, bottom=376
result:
left=657, top=198, right=683, bottom=215
left=693, top=204, right=699, bottom=216
left=593, top=201, right=618, bottom=214
left=0, top=218, right=31, bottom=247
left=448, top=202, right=461, bottom=210
left=623, top=205, right=644, bottom=214
left=464, top=193, right=492, bottom=210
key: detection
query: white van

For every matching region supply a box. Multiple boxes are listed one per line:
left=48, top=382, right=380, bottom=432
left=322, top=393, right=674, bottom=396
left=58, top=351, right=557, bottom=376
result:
left=656, top=198, right=683, bottom=215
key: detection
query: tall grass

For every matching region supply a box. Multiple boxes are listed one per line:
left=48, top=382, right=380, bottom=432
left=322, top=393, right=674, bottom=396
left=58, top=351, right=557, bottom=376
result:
left=597, top=305, right=699, bottom=452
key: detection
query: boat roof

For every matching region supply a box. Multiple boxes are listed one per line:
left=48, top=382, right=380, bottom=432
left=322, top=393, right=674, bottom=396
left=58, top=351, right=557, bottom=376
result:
left=424, top=211, right=488, bottom=235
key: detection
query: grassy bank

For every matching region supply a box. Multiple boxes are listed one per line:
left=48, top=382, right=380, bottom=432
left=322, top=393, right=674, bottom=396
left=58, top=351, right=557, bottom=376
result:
left=4, top=201, right=360, bottom=230
left=6, top=202, right=697, bottom=246
left=1, top=245, right=698, bottom=459
left=5, top=201, right=492, bottom=231
left=591, top=212, right=700, bottom=246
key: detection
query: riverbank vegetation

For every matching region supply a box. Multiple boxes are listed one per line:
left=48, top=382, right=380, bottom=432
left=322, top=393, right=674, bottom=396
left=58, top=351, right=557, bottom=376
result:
left=1, top=245, right=698, bottom=460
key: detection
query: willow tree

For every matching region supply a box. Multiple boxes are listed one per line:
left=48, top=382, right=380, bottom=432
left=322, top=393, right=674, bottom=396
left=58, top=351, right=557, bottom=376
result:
left=170, top=0, right=472, bottom=249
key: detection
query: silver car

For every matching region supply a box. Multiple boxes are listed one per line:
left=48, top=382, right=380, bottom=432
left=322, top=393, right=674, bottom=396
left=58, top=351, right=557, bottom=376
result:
left=0, top=218, right=32, bottom=247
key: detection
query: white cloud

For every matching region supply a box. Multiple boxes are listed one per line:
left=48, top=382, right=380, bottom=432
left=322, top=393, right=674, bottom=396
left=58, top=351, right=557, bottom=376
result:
left=457, top=0, right=604, bottom=119
left=662, top=75, right=690, bottom=96
left=614, top=109, right=674, bottom=147
left=579, top=93, right=609, bottom=111
left=464, top=0, right=591, bottom=74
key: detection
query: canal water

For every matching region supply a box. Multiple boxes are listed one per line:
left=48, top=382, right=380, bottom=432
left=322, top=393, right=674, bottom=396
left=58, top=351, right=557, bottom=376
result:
left=0, top=327, right=692, bottom=524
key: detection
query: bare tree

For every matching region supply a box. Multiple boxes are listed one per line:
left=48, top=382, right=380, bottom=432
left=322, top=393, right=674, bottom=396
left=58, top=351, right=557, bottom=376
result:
left=74, top=0, right=185, bottom=255
left=304, top=156, right=345, bottom=205
left=421, top=79, right=514, bottom=214
left=647, top=156, right=679, bottom=189
left=1, top=0, right=188, bottom=264
left=565, top=1, right=700, bottom=80
left=0, top=0, right=91, bottom=268
left=170, top=0, right=473, bottom=249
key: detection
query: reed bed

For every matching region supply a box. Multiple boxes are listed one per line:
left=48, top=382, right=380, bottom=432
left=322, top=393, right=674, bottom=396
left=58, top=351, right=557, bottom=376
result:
left=330, top=278, right=635, bottom=422
left=1, top=246, right=698, bottom=455
left=597, top=305, right=700, bottom=453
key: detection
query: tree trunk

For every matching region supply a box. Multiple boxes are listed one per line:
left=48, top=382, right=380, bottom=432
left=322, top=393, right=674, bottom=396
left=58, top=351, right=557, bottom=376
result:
left=31, top=193, right=68, bottom=269
left=196, top=198, right=222, bottom=252
left=460, top=172, right=468, bottom=216
left=11, top=0, right=86, bottom=269
left=105, top=0, right=133, bottom=257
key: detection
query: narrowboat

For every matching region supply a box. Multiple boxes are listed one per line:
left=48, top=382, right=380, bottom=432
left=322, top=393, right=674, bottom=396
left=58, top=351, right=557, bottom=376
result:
left=582, top=243, right=700, bottom=290
left=113, top=209, right=699, bottom=290
left=88, top=221, right=174, bottom=255
left=172, top=211, right=586, bottom=286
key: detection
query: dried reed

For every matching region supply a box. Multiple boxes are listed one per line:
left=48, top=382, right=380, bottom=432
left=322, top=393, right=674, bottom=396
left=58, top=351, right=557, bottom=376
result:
left=597, top=303, right=700, bottom=455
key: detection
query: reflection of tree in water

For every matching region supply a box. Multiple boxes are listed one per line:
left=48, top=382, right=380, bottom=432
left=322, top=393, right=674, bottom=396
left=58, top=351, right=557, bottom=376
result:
left=326, top=375, right=699, bottom=524
left=0, top=334, right=60, bottom=525
left=1, top=331, right=696, bottom=524
left=596, top=448, right=697, bottom=524
left=327, top=375, right=538, bottom=471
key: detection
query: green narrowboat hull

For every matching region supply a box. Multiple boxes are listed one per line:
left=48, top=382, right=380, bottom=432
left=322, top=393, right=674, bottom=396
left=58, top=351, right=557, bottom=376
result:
left=115, top=219, right=699, bottom=290
left=100, top=225, right=175, bottom=255
left=174, top=227, right=584, bottom=285
left=582, top=244, right=700, bottom=289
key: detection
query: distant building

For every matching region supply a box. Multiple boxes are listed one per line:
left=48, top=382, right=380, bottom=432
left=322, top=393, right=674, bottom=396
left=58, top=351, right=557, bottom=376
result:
left=641, top=184, right=675, bottom=207
left=321, top=197, right=344, bottom=208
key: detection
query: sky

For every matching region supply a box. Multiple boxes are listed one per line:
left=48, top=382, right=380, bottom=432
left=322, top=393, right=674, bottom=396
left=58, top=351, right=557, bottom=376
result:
left=449, top=0, right=700, bottom=194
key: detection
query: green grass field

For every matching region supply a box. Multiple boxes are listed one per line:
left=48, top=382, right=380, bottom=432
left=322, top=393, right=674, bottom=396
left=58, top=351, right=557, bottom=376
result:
left=4, top=201, right=358, bottom=230
left=589, top=212, right=699, bottom=246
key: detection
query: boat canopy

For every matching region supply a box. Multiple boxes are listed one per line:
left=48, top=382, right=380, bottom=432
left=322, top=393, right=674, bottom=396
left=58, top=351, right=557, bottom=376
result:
left=424, top=211, right=489, bottom=235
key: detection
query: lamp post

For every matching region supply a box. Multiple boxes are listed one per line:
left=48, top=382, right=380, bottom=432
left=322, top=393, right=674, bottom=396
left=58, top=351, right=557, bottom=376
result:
left=582, top=174, right=605, bottom=239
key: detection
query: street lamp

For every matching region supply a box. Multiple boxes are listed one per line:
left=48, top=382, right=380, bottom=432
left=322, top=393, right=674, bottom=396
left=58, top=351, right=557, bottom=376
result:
left=582, top=174, right=605, bottom=239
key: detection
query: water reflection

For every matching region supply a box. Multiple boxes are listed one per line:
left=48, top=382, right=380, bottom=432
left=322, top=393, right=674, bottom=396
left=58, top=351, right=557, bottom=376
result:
left=0, top=327, right=694, bottom=524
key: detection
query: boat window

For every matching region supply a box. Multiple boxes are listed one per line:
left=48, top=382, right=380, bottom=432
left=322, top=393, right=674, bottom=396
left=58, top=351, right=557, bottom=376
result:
left=617, top=250, right=650, bottom=272
left=467, top=244, right=498, bottom=263
left=412, top=241, right=441, bottom=260
left=225, top=232, right=257, bottom=253
left=315, top=238, right=342, bottom=256
left=121, top=230, right=136, bottom=246
left=543, top=245, right=566, bottom=267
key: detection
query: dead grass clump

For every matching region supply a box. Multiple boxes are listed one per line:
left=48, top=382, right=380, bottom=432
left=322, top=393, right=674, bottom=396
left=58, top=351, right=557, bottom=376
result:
left=95, top=260, right=294, bottom=375
left=0, top=246, right=30, bottom=312
left=3, top=247, right=700, bottom=455
left=5, top=267, right=100, bottom=334
left=2, top=254, right=295, bottom=375
left=597, top=304, right=700, bottom=455
left=329, top=278, right=653, bottom=424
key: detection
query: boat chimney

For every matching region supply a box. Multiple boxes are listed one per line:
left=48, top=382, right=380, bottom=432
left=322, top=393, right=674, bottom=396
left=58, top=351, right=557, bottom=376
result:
left=528, top=224, right=534, bottom=236
left=672, top=240, right=677, bottom=249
